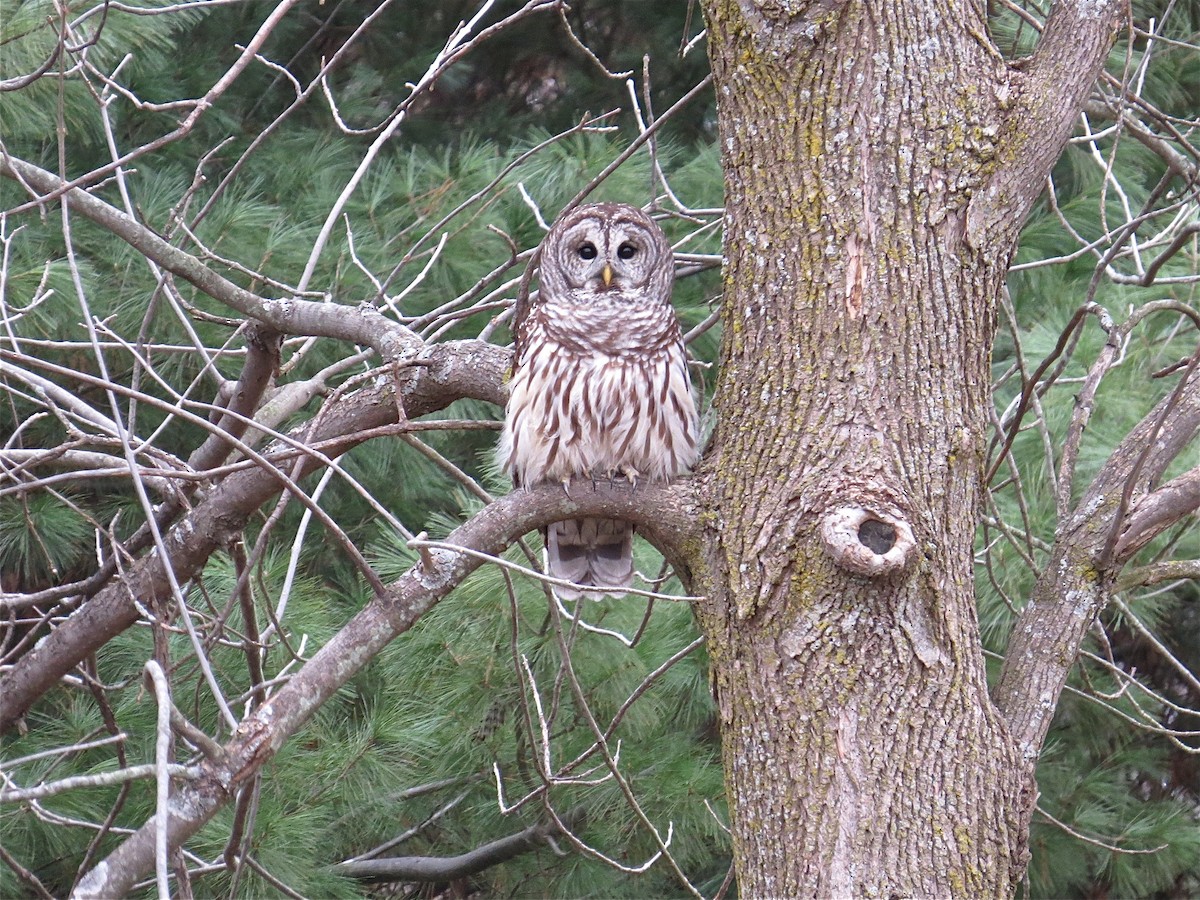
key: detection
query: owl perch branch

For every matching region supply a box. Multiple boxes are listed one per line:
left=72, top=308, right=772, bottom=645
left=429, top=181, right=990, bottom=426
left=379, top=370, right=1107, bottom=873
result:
left=72, top=477, right=700, bottom=899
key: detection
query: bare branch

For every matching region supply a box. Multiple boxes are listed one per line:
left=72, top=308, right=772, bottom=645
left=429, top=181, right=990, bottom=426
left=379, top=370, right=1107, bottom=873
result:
left=186, top=322, right=281, bottom=472
left=1117, top=559, right=1200, bottom=591
left=1083, top=98, right=1199, bottom=184
left=1114, top=466, right=1200, bottom=562
left=0, top=449, right=175, bottom=497
left=968, top=0, right=1124, bottom=245
left=338, top=812, right=582, bottom=883
left=72, top=476, right=700, bottom=898
left=143, top=661, right=174, bottom=900
left=1035, top=805, right=1169, bottom=856
left=0, top=764, right=199, bottom=803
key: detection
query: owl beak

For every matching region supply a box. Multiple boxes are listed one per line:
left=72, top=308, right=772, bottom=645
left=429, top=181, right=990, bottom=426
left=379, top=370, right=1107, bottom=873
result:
left=601, top=263, right=614, bottom=287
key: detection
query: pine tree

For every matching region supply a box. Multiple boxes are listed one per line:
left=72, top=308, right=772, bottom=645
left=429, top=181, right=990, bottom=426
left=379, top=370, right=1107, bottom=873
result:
left=1, top=1, right=1198, bottom=896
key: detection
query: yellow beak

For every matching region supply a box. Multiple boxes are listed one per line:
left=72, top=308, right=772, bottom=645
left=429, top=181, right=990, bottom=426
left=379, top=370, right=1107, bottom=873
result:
left=601, top=264, right=613, bottom=287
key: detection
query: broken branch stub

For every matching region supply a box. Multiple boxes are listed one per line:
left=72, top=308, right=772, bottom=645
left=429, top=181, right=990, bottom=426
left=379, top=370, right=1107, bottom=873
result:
left=819, top=505, right=916, bottom=577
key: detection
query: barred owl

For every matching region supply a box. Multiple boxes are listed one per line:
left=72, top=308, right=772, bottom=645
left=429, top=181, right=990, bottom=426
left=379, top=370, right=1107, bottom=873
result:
left=499, top=203, right=700, bottom=599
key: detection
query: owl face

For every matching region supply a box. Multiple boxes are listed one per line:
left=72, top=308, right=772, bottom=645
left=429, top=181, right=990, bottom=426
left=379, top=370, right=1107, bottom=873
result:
left=539, top=203, right=673, bottom=302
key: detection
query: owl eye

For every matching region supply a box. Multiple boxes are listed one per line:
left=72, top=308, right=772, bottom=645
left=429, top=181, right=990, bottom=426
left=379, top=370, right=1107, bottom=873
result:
left=577, top=242, right=597, bottom=260
left=617, top=242, right=637, bottom=260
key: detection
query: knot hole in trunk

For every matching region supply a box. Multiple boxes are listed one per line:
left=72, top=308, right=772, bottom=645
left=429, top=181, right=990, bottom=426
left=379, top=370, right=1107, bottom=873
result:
left=820, top=505, right=916, bottom=577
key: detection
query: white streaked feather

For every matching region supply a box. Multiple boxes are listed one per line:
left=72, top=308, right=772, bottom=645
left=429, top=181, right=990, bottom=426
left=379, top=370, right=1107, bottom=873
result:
left=499, top=329, right=698, bottom=487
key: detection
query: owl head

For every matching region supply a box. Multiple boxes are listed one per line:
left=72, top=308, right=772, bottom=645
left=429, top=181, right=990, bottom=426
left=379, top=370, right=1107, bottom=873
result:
left=538, top=202, right=674, bottom=303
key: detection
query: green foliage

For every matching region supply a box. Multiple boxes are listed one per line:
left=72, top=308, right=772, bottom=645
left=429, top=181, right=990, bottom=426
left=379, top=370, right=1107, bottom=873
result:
left=2, top=0, right=1197, bottom=896
left=0, top=492, right=92, bottom=585
left=981, top=31, right=1200, bottom=889
left=0, top=0, right=207, bottom=153
left=1030, top=696, right=1200, bottom=898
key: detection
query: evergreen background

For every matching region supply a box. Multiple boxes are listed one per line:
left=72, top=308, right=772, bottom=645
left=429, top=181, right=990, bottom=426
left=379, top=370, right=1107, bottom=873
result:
left=1, top=1, right=1197, bottom=896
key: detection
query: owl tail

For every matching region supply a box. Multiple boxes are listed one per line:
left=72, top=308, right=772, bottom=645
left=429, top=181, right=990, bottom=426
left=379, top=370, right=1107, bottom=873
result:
left=545, top=518, right=633, bottom=600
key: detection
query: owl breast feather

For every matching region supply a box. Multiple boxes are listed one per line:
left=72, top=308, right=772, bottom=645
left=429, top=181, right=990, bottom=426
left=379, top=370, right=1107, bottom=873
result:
left=499, top=318, right=699, bottom=488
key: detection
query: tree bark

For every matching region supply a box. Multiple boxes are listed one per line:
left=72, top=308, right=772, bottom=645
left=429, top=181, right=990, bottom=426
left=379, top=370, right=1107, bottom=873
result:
left=694, top=1, right=1121, bottom=894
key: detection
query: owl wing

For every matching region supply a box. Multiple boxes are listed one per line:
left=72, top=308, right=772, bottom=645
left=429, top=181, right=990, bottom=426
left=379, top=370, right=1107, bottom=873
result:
left=509, top=248, right=543, bottom=371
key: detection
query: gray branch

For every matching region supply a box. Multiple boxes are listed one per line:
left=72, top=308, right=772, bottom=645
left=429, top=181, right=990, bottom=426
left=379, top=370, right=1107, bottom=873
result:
left=0, top=154, right=421, bottom=361
left=1114, top=465, right=1200, bottom=562
left=967, top=0, right=1125, bottom=246
left=71, top=477, right=699, bottom=899
left=338, top=812, right=583, bottom=884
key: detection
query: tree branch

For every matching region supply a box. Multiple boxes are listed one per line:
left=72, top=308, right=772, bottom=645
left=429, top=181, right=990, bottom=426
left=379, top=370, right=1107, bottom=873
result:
left=967, top=0, right=1124, bottom=245
left=0, top=154, right=421, bottom=360
left=72, top=477, right=700, bottom=899
left=1117, top=559, right=1200, bottom=591
left=186, top=322, right=282, bottom=472
left=337, top=811, right=583, bottom=883
left=0, top=449, right=175, bottom=498
left=0, top=340, right=507, bottom=734
left=1113, top=465, right=1200, bottom=562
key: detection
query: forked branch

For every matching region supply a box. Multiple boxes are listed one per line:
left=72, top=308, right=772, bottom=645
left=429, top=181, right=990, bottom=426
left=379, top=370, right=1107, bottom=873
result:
left=72, top=476, right=700, bottom=899
left=968, top=0, right=1125, bottom=245
left=994, top=356, right=1200, bottom=756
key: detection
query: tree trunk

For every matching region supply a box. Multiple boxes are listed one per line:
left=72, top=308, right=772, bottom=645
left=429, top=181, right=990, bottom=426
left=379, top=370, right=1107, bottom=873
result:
left=690, top=1, right=1116, bottom=894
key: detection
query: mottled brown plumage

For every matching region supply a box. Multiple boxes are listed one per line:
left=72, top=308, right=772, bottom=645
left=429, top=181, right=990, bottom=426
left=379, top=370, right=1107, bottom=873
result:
left=499, top=203, right=699, bottom=599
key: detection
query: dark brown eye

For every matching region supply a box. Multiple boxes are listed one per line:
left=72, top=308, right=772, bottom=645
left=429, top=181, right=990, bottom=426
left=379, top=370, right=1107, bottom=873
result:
left=578, top=242, right=597, bottom=260
left=617, top=242, right=637, bottom=260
